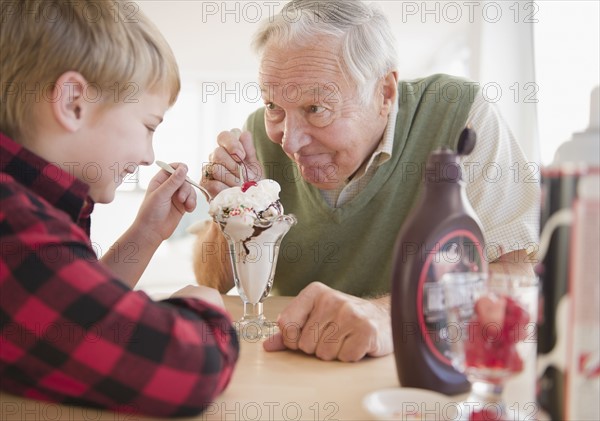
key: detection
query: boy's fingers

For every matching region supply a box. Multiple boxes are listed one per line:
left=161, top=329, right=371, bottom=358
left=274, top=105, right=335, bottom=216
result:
left=179, top=185, right=197, bottom=212
left=160, top=164, right=187, bottom=193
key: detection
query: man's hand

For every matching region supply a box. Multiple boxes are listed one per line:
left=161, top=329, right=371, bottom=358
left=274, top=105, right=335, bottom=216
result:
left=263, top=282, right=393, bottom=362
left=489, top=249, right=535, bottom=277
left=201, top=129, right=263, bottom=197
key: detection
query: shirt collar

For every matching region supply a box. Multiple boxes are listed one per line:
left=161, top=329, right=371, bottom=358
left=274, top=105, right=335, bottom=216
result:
left=319, top=101, right=399, bottom=207
left=377, top=100, right=398, bottom=164
left=347, top=100, right=398, bottom=182
left=0, top=132, right=94, bottom=224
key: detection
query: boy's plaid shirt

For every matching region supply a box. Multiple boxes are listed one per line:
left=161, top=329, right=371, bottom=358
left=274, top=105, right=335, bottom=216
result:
left=0, top=133, right=239, bottom=417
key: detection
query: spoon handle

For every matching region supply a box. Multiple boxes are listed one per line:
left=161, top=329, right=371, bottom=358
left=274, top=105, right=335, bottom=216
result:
left=155, top=161, right=212, bottom=201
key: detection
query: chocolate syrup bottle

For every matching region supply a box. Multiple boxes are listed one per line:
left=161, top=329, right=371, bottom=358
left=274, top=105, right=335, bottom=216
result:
left=391, top=128, right=488, bottom=395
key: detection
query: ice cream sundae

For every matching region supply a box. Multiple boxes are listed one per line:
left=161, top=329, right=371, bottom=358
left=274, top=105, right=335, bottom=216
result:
left=209, top=179, right=284, bottom=232
left=209, top=179, right=296, bottom=338
left=441, top=272, right=538, bottom=421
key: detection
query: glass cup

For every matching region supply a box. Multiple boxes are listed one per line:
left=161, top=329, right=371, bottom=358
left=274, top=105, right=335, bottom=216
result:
left=216, top=213, right=296, bottom=340
left=441, top=272, right=539, bottom=420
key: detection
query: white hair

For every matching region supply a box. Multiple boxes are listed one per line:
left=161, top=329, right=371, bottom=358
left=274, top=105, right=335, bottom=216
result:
left=252, top=0, right=399, bottom=104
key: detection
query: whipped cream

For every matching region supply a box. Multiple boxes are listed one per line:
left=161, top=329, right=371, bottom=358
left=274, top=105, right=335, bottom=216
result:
left=209, top=179, right=283, bottom=224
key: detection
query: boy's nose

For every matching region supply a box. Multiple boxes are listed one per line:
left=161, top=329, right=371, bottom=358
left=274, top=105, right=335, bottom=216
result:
left=142, top=145, right=155, bottom=167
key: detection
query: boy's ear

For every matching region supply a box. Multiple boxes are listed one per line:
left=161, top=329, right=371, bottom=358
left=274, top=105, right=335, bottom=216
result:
left=51, top=71, right=91, bottom=132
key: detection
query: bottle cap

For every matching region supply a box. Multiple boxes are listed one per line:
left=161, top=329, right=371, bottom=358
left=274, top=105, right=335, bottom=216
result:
left=425, top=128, right=477, bottom=183
left=426, top=147, right=462, bottom=183
left=552, top=86, right=599, bottom=167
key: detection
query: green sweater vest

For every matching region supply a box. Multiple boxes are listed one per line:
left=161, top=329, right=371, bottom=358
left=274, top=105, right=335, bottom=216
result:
left=246, top=74, right=479, bottom=297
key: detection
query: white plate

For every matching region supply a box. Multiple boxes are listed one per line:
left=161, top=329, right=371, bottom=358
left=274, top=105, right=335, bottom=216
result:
left=363, top=388, right=460, bottom=420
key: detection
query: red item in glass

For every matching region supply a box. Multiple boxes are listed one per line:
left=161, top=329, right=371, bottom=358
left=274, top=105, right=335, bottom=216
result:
left=470, top=407, right=505, bottom=421
left=465, top=296, right=529, bottom=373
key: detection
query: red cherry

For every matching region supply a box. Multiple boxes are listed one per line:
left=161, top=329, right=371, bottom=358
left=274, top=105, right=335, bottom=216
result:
left=502, top=297, right=530, bottom=343
left=470, top=407, right=505, bottom=421
left=475, top=296, right=506, bottom=327
left=465, top=296, right=528, bottom=373
left=503, top=344, right=524, bottom=373
left=241, top=181, right=258, bottom=192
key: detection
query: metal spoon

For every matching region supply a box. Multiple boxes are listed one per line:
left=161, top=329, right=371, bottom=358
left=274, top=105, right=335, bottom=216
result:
left=155, top=160, right=211, bottom=201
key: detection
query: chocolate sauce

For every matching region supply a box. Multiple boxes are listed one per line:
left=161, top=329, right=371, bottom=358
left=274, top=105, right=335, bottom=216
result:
left=391, top=129, right=488, bottom=395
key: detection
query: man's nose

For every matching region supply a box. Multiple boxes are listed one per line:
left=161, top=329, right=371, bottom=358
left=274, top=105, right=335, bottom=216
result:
left=281, top=115, right=310, bottom=155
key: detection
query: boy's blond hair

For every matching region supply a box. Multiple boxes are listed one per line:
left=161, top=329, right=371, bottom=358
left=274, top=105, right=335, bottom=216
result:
left=0, top=0, right=180, bottom=142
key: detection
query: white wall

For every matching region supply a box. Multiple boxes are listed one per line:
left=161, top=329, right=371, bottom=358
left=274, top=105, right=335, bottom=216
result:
left=534, top=1, right=599, bottom=164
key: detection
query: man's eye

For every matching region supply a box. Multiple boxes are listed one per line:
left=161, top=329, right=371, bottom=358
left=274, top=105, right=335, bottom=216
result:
left=309, top=105, right=326, bottom=113
left=145, top=125, right=156, bottom=133
left=265, top=102, right=277, bottom=110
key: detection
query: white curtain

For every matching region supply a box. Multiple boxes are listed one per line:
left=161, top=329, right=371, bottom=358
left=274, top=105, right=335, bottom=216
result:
left=473, top=0, right=541, bottom=163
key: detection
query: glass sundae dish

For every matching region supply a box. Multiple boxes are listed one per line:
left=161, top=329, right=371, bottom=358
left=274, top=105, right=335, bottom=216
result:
left=441, top=272, right=539, bottom=420
left=209, top=179, right=296, bottom=340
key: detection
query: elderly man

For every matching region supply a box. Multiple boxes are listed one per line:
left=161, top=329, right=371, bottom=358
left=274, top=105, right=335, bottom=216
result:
left=195, top=0, right=538, bottom=362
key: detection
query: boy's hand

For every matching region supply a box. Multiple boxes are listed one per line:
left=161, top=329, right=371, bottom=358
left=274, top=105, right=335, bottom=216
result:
left=102, top=164, right=196, bottom=289
left=136, top=163, right=197, bottom=244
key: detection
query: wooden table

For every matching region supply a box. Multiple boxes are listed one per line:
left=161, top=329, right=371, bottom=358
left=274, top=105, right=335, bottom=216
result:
left=201, top=296, right=399, bottom=420
left=0, top=295, right=540, bottom=420
left=0, top=296, right=401, bottom=421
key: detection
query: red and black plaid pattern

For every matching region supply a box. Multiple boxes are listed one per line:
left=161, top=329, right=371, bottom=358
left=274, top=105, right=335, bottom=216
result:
left=0, top=133, right=239, bottom=417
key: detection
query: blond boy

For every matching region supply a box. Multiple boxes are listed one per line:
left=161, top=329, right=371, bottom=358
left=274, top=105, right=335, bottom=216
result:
left=0, top=0, right=238, bottom=416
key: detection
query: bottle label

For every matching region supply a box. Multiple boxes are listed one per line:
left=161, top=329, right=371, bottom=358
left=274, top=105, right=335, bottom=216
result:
left=417, top=230, right=484, bottom=366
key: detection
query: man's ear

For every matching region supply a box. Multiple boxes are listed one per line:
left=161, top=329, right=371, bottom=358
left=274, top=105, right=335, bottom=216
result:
left=379, top=70, right=398, bottom=117
left=51, top=71, right=90, bottom=132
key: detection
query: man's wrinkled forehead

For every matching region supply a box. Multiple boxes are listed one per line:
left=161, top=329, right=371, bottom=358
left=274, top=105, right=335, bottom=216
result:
left=259, top=36, right=344, bottom=76
left=259, top=80, right=341, bottom=104
left=258, top=51, right=349, bottom=102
